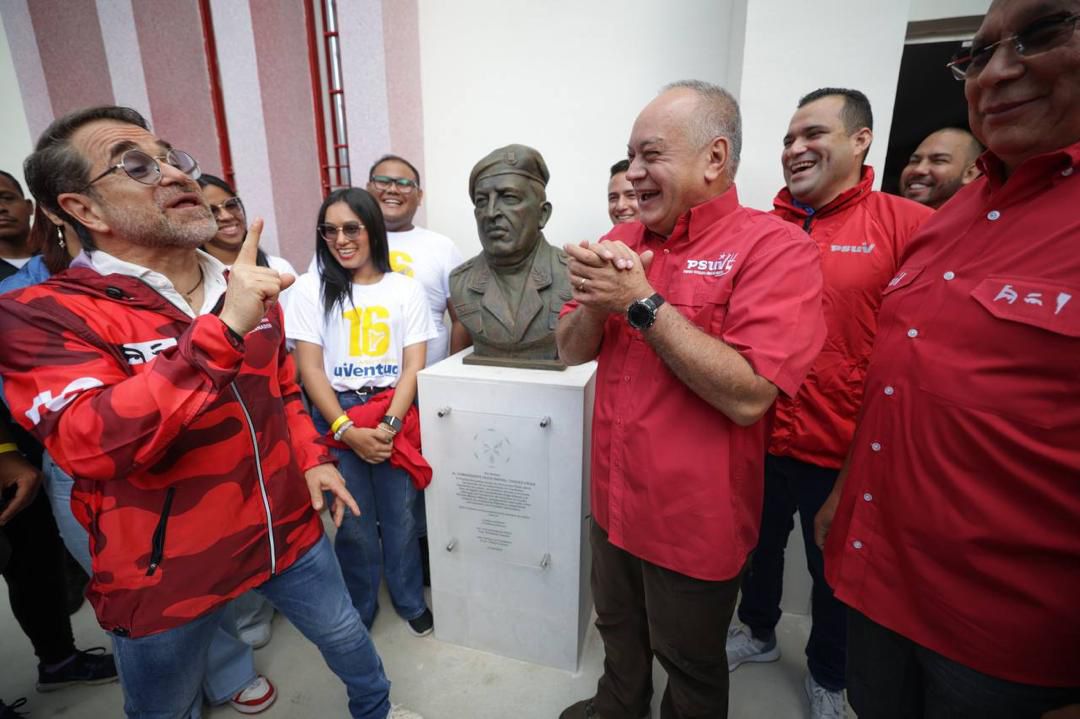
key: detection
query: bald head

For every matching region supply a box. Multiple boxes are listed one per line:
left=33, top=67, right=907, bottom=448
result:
left=900, top=128, right=984, bottom=209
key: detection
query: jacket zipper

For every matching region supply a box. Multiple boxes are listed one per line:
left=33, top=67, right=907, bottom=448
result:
left=803, top=215, right=814, bottom=233
left=231, top=383, right=277, bottom=575
left=146, top=487, right=176, bottom=576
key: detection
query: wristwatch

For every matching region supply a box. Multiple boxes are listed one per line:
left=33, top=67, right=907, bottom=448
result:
left=381, top=415, right=403, bottom=433
left=627, top=293, right=665, bottom=331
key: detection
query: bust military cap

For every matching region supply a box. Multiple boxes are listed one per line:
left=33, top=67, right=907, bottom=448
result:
left=468, top=144, right=550, bottom=198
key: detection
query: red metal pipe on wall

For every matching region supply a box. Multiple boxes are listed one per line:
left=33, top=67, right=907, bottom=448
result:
left=304, top=0, right=331, bottom=198
left=198, top=0, right=236, bottom=188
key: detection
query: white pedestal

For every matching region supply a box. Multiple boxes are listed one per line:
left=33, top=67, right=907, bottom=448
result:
left=418, top=349, right=597, bottom=672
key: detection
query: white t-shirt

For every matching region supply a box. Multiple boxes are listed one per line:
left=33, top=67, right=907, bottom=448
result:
left=285, top=271, right=437, bottom=392
left=306, top=226, right=463, bottom=365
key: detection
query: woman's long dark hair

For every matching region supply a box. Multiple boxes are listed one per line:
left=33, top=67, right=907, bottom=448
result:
left=196, top=173, right=268, bottom=267
left=315, top=188, right=391, bottom=319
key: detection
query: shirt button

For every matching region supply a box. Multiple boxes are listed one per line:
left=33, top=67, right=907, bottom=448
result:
left=853, top=540, right=864, bottom=550
left=1063, top=167, right=1075, bottom=177
left=943, top=271, right=955, bottom=280
left=907, top=328, right=919, bottom=338
left=624, top=375, right=631, bottom=382
left=987, top=210, right=1001, bottom=221
left=663, top=249, right=670, bottom=254
left=871, top=441, right=882, bottom=452
left=883, top=386, right=894, bottom=396
left=863, top=492, right=873, bottom=502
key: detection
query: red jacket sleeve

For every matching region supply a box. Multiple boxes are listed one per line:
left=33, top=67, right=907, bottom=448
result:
left=274, top=311, right=335, bottom=472
left=0, top=295, right=245, bottom=484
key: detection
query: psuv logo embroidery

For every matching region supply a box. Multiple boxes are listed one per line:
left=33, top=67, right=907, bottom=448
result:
left=831, top=243, right=875, bottom=254
left=684, top=253, right=738, bottom=277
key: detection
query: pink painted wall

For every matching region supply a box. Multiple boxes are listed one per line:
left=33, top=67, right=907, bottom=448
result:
left=27, top=0, right=114, bottom=116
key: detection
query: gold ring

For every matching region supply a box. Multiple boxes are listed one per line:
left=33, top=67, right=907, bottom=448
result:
left=579, top=278, right=587, bottom=291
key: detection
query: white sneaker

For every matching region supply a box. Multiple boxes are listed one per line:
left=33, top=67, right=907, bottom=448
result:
left=230, top=675, right=276, bottom=714
left=805, top=673, right=846, bottom=719
left=387, top=704, right=424, bottom=719
left=725, top=624, right=780, bottom=671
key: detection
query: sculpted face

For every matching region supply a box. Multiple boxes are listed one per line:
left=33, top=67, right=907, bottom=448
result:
left=607, top=171, right=639, bottom=224
left=782, top=95, right=871, bottom=209
left=367, top=158, right=422, bottom=232
left=965, top=0, right=1080, bottom=169
left=900, top=130, right=982, bottom=208
left=0, top=174, right=32, bottom=244
left=625, top=88, right=715, bottom=236
left=473, top=173, right=551, bottom=267
left=65, top=119, right=214, bottom=248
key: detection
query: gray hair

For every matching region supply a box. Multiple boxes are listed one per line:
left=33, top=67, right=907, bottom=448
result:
left=661, top=80, right=742, bottom=178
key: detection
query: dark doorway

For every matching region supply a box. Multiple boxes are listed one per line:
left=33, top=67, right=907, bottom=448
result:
left=882, top=40, right=972, bottom=195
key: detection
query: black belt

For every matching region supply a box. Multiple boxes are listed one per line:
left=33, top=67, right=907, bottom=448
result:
left=348, top=386, right=390, bottom=397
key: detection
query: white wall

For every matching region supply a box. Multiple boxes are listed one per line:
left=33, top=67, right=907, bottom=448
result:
left=417, top=0, right=743, bottom=257
left=0, top=10, right=35, bottom=191
left=733, top=0, right=913, bottom=212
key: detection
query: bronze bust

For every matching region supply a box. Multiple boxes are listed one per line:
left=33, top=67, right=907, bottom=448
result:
left=450, top=144, right=571, bottom=369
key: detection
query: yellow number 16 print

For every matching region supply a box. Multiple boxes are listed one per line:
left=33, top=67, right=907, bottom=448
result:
left=343, top=306, right=390, bottom=357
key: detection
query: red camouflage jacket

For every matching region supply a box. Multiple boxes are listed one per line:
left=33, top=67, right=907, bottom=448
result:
left=768, top=167, right=933, bottom=468
left=0, top=268, right=331, bottom=637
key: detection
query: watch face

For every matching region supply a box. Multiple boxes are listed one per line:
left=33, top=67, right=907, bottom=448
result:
left=628, top=300, right=653, bottom=329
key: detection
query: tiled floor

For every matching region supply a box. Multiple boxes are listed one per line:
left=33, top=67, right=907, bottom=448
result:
left=1, top=579, right=830, bottom=719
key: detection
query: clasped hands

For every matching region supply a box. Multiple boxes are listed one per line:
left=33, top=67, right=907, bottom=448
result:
left=565, top=239, right=656, bottom=316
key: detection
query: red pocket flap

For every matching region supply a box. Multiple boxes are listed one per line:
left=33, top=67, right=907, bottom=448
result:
left=881, top=265, right=923, bottom=295
left=971, top=276, right=1080, bottom=337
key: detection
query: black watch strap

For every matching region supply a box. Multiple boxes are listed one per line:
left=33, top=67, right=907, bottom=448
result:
left=381, top=415, right=403, bottom=433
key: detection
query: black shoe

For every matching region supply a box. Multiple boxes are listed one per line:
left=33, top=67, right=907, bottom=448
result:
left=559, top=699, right=600, bottom=719
left=36, top=647, right=118, bottom=692
left=406, top=608, right=434, bottom=637
left=0, top=698, right=28, bottom=718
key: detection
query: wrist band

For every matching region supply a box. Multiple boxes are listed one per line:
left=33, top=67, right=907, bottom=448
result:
left=0, top=443, right=19, bottom=455
left=330, top=414, right=351, bottom=435
left=332, top=420, right=355, bottom=442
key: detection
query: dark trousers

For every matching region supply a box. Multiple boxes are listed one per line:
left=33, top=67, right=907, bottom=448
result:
left=590, top=522, right=742, bottom=719
left=0, top=491, right=76, bottom=664
left=737, top=453, right=846, bottom=690
left=848, top=609, right=1080, bottom=719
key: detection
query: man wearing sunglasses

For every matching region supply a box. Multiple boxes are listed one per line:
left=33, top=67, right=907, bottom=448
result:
left=816, top=1, right=1080, bottom=717
left=0, top=106, right=421, bottom=719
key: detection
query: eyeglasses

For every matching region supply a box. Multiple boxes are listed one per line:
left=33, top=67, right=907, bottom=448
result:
left=209, top=197, right=245, bottom=218
left=318, top=222, right=366, bottom=242
left=369, top=175, right=419, bottom=194
left=81, top=148, right=200, bottom=191
left=947, top=12, right=1079, bottom=80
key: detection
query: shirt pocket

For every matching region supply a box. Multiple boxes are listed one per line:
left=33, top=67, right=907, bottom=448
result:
left=666, top=278, right=732, bottom=334
left=881, top=265, right=924, bottom=297
left=970, top=276, right=1080, bottom=337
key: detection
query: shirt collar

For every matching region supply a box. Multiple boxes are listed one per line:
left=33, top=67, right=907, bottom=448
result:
left=647, top=184, right=741, bottom=245
left=75, top=248, right=229, bottom=318
left=977, top=139, right=1080, bottom=190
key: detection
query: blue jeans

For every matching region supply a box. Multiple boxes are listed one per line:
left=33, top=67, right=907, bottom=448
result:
left=737, top=453, right=846, bottom=691
left=111, top=535, right=391, bottom=719
left=42, top=453, right=259, bottom=710
left=313, top=391, right=427, bottom=628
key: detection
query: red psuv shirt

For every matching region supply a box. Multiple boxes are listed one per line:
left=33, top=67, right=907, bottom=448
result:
left=826, top=143, right=1080, bottom=686
left=769, top=167, right=932, bottom=468
left=563, top=188, right=825, bottom=581
left=0, top=269, right=330, bottom=637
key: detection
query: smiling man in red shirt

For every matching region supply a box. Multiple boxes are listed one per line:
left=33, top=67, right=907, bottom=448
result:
left=816, top=1, right=1080, bottom=717
left=725, top=88, right=931, bottom=719
left=556, top=80, right=825, bottom=719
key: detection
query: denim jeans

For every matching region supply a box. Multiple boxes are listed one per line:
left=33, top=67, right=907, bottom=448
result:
left=737, top=453, right=846, bottom=691
left=42, top=453, right=259, bottom=709
left=111, top=535, right=391, bottom=719
left=312, top=391, right=427, bottom=628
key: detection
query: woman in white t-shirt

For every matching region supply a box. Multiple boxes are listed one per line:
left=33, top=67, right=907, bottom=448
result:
left=286, top=188, right=436, bottom=636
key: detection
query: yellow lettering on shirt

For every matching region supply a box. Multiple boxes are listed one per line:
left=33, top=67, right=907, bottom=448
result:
left=343, top=306, right=391, bottom=356
left=390, top=250, right=415, bottom=277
